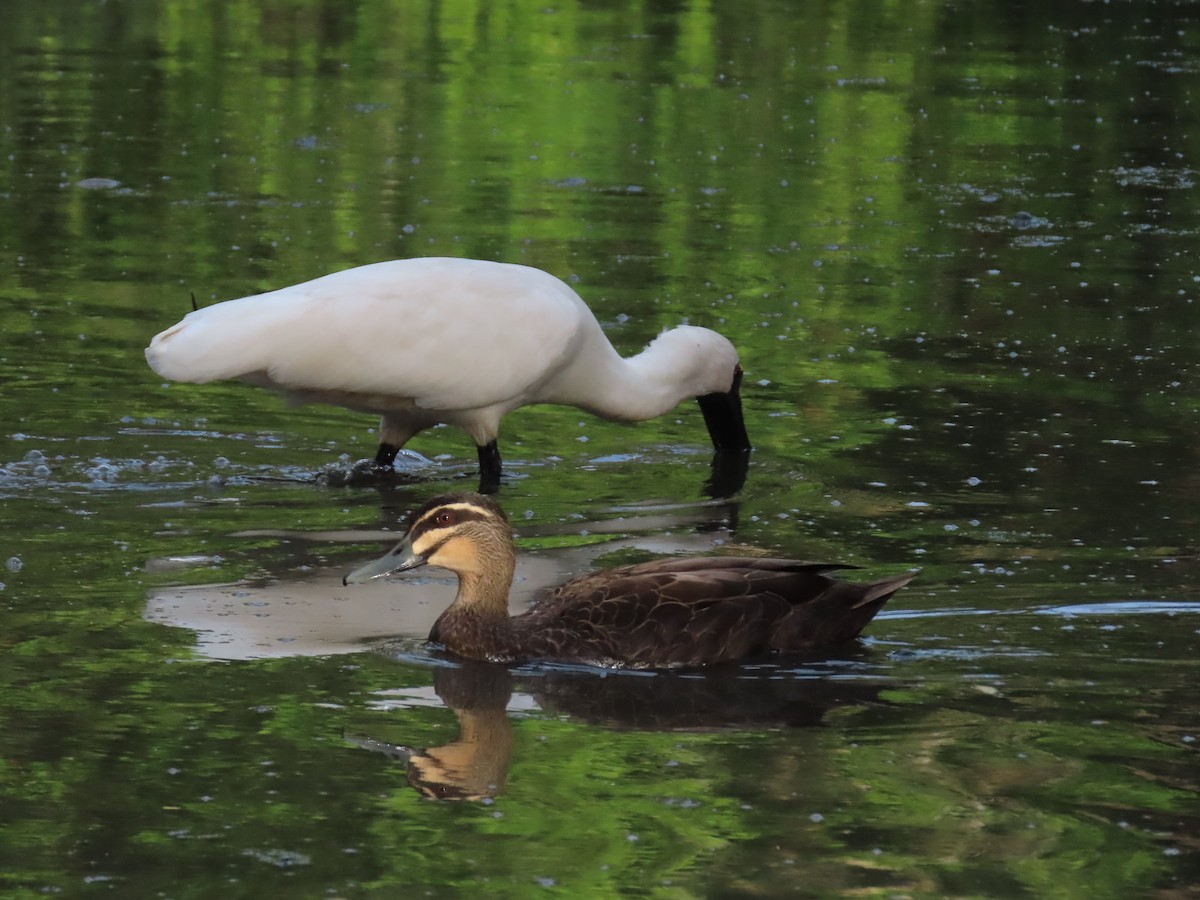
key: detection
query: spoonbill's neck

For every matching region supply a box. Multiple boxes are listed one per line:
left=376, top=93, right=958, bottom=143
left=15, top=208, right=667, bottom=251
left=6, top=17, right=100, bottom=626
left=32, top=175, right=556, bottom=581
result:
left=546, top=326, right=736, bottom=423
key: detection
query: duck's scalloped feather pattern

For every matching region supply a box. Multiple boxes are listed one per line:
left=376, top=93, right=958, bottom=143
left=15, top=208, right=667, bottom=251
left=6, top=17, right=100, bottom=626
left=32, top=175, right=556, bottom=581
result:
left=500, top=558, right=913, bottom=668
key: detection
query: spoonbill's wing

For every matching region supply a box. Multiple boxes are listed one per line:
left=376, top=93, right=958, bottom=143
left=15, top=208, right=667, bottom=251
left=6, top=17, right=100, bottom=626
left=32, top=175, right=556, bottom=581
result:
left=146, top=258, right=592, bottom=411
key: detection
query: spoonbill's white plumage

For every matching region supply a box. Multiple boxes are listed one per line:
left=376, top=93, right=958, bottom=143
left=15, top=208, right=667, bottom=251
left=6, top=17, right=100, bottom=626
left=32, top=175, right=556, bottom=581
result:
left=145, top=257, right=750, bottom=487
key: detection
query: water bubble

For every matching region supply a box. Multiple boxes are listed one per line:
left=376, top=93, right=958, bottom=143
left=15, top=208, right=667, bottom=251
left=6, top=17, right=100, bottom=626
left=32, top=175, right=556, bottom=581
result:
left=5, top=557, right=21, bottom=573
left=76, top=177, right=121, bottom=190
left=86, top=462, right=120, bottom=483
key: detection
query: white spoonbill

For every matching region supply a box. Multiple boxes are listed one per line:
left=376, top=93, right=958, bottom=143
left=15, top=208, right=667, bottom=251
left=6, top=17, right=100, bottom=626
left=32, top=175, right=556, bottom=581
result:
left=145, top=257, right=751, bottom=487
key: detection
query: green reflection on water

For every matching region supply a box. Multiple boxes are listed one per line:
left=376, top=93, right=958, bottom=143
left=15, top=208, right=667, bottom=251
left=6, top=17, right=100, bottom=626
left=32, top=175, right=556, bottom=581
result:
left=1, top=0, right=1198, bottom=896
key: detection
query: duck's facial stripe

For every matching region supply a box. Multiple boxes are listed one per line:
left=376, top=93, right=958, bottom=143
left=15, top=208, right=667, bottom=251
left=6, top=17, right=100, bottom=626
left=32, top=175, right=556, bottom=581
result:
left=406, top=502, right=500, bottom=554
left=410, top=528, right=485, bottom=572
left=413, top=532, right=454, bottom=561
left=411, top=502, right=497, bottom=533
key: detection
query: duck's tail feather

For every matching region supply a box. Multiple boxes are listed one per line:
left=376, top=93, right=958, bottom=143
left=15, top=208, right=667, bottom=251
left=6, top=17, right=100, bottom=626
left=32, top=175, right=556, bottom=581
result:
left=857, top=572, right=918, bottom=608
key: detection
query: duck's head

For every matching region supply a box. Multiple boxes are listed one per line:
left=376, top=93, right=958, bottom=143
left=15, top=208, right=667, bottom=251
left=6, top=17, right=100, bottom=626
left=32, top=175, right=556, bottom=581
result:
left=343, top=492, right=512, bottom=585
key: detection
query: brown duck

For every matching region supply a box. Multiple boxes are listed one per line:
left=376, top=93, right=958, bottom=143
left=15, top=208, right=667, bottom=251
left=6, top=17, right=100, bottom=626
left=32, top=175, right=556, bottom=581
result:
left=344, top=492, right=914, bottom=668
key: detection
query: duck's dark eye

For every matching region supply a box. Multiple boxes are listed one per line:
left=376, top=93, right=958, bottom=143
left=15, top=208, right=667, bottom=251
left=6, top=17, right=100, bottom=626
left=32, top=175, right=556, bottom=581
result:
left=433, top=510, right=454, bottom=527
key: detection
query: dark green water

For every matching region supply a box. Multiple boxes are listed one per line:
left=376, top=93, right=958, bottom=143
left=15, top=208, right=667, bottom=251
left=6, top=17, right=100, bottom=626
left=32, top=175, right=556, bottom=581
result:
left=2, top=0, right=1198, bottom=896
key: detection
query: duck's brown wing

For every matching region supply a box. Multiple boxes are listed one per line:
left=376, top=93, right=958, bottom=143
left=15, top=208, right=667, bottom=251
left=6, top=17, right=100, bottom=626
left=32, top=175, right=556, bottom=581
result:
left=766, top=571, right=915, bottom=650
left=520, top=559, right=893, bottom=668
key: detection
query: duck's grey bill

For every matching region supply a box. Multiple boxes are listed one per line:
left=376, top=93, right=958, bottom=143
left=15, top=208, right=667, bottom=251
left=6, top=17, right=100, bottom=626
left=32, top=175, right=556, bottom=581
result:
left=343, top=535, right=427, bottom=585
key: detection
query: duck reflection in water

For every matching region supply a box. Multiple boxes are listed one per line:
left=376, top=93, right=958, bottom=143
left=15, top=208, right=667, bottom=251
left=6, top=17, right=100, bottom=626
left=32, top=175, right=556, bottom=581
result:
left=349, top=663, right=516, bottom=801
left=349, top=656, right=891, bottom=801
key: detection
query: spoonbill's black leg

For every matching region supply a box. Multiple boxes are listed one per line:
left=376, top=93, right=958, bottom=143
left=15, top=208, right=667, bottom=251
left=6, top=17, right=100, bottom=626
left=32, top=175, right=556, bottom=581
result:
left=374, top=443, right=400, bottom=469
left=477, top=440, right=503, bottom=494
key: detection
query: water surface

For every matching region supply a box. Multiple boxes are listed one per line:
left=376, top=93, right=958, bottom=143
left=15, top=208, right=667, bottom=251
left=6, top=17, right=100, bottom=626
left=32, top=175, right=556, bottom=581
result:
left=1, top=0, right=1197, bottom=896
